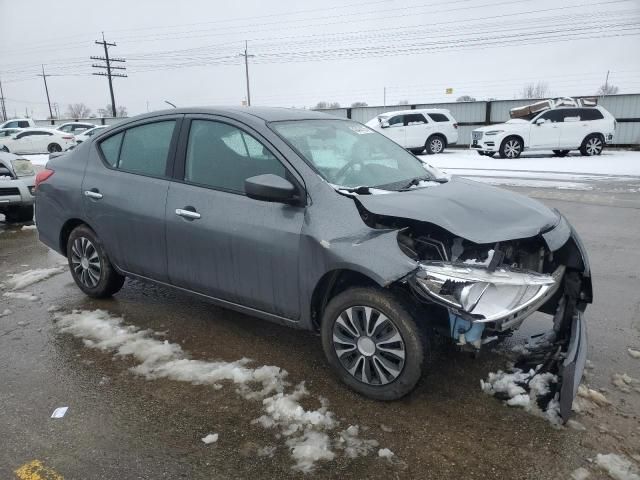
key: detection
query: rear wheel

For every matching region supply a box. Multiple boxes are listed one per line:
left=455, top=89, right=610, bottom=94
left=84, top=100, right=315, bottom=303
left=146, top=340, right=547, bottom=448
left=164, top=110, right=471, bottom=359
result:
left=499, top=136, right=523, bottom=159
left=553, top=150, right=570, bottom=157
left=3, top=205, right=34, bottom=223
left=321, top=287, right=428, bottom=400
left=580, top=134, right=604, bottom=156
left=47, top=143, right=62, bottom=153
left=67, top=225, right=125, bottom=298
left=425, top=135, right=445, bottom=154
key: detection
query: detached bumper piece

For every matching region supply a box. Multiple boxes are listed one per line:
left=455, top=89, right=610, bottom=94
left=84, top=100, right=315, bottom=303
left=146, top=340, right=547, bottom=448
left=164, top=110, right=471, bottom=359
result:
left=412, top=262, right=564, bottom=330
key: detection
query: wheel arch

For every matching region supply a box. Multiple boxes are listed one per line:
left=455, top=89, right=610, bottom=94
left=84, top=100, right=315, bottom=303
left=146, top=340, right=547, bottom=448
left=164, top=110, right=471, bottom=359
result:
left=581, top=132, right=605, bottom=145
left=427, top=132, right=447, bottom=148
left=501, top=134, right=525, bottom=148
left=59, top=218, right=93, bottom=257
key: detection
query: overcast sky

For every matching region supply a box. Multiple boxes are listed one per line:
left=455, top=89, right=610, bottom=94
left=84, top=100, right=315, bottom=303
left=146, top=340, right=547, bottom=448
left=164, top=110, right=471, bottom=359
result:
left=1, top=0, right=639, bottom=118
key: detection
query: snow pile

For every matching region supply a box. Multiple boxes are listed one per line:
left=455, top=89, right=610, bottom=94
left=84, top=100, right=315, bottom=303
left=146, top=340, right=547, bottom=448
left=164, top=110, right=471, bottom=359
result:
left=572, top=385, right=612, bottom=414
left=595, top=453, right=640, bottom=480
left=378, top=448, right=395, bottom=459
left=628, top=348, right=640, bottom=359
left=481, top=367, right=562, bottom=426
left=20, top=225, right=37, bottom=231
left=201, top=433, right=218, bottom=444
left=6, top=266, right=65, bottom=290
left=570, top=467, right=591, bottom=480
left=53, top=309, right=384, bottom=472
left=612, top=373, right=640, bottom=394
left=0, top=308, right=12, bottom=317
left=3, top=291, right=39, bottom=301
left=257, top=445, right=277, bottom=457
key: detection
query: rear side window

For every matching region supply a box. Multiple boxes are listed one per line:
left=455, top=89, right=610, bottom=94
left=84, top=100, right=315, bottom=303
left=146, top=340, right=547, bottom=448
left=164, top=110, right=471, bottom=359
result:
left=18, top=121, right=30, bottom=128
left=117, top=121, right=175, bottom=177
left=404, top=114, right=427, bottom=125
left=580, top=109, right=604, bottom=121
left=99, top=132, right=123, bottom=167
left=428, top=113, right=449, bottom=122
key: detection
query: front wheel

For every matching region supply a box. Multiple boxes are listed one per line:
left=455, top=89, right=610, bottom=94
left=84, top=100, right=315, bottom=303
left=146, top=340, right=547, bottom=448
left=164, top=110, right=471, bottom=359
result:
left=553, top=150, right=570, bottom=157
left=580, top=134, right=604, bottom=156
left=499, top=136, right=523, bottom=159
left=47, top=143, right=62, bottom=153
left=67, top=224, right=125, bottom=298
left=321, top=287, right=428, bottom=400
left=425, top=135, right=445, bottom=154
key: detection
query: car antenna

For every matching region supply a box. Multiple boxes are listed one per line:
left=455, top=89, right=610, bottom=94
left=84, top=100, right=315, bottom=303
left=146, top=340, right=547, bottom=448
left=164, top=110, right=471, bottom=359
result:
left=164, top=100, right=177, bottom=109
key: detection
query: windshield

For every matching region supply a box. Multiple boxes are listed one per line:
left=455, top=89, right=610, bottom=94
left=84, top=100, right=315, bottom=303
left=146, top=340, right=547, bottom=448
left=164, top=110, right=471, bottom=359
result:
left=271, top=119, right=441, bottom=190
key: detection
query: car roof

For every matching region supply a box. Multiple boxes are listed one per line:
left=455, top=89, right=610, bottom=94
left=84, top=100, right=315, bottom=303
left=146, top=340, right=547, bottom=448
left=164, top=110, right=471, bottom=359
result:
left=18, top=127, right=60, bottom=133
left=379, top=108, right=451, bottom=117
left=120, top=106, right=338, bottom=124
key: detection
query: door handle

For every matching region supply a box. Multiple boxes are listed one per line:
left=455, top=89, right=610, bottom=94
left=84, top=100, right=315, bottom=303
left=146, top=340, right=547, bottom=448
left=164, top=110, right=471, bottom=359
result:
left=84, top=189, right=103, bottom=200
left=175, top=208, right=201, bottom=220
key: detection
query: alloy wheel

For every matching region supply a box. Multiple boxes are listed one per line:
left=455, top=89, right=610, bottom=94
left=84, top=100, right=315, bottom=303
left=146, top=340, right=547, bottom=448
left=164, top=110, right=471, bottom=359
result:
left=332, top=306, right=406, bottom=385
left=48, top=143, right=62, bottom=153
left=70, top=237, right=101, bottom=288
left=504, top=139, right=521, bottom=158
left=430, top=138, right=444, bottom=153
left=585, top=137, right=603, bottom=155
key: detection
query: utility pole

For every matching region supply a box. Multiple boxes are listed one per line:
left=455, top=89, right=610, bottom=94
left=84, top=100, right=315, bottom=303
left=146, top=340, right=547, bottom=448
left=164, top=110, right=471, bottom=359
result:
left=0, top=76, right=7, bottom=121
left=91, top=32, right=127, bottom=117
left=238, top=41, right=255, bottom=106
left=603, top=70, right=610, bottom=97
left=37, top=65, right=54, bottom=120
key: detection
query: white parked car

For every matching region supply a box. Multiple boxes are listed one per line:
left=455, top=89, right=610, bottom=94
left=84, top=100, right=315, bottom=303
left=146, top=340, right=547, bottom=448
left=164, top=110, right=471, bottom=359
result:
left=0, top=128, right=76, bottom=154
left=74, top=125, right=108, bottom=144
left=0, top=128, right=23, bottom=140
left=366, top=109, right=459, bottom=154
left=56, top=122, right=97, bottom=135
left=0, top=118, right=35, bottom=129
left=471, top=106, right=616, bottom=158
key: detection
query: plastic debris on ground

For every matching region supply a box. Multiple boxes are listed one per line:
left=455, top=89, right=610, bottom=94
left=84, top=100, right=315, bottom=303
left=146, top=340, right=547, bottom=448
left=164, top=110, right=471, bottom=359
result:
left=480, top=366, right=562, bottom=426
left=201, top=433, right=219, bottom=444
left=51, top=407, right=68, bottom=418
left=52, top=309, right=388, bottom=473
left=595, top=453, right=640, bottom=480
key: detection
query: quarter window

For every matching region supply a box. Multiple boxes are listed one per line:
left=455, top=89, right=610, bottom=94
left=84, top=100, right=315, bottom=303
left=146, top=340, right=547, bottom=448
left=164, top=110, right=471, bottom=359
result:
left=428, top=113, right=449, bottom=122
left=580, top=108, right=604, bottom=121
left=99, top=131, right=124, bottom=167
left=185, top=120, right=286, bottom=193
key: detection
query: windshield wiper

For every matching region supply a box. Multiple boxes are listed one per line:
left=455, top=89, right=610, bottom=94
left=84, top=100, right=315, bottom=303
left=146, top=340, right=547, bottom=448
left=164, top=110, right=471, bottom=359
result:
left=400, top=175, right=447, bottom=190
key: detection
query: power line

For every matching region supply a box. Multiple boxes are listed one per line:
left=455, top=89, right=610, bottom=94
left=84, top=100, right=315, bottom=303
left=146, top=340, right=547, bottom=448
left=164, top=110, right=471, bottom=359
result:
left=91, top=32, right=127, bottom=117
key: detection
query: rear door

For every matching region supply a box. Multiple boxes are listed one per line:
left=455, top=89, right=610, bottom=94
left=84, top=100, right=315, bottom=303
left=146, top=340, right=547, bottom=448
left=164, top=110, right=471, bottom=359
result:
left=165, top=116, right=305, bottom=319
left=558, top=108, right=585, bottom=148
left=529, top=110, right=562, bottom=149
left=82, top=115, right=182, bottom=281
left=13, top=131, right=35, bottom=153
left=403, top=113, right=430, bottom=148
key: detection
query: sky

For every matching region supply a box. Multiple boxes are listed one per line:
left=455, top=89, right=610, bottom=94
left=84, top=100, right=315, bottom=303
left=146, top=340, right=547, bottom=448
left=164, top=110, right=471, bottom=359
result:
left=1, top=0, right=639, bottom=119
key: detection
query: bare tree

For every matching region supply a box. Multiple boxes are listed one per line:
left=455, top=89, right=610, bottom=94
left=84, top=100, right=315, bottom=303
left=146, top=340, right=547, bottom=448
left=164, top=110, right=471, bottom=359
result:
left=397, top=99, right=409, bottom=105
left=314, top=101, right=340, bottom=109
left=351, top=101, right=368, bottom=107
left=66, top=103, right=92, bottom=118
left=596, top=83, right=619, bottom=95
left=521, top=82, right=549, bottom=99
left=98, top=104, right=128, bottom=117
left=456, top=95, right=476, bottom=102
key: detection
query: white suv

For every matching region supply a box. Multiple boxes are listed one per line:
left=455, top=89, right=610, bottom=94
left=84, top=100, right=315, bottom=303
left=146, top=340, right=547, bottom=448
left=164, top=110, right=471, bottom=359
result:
left=471, top=106, right=616, bottom=158
left=366, top=109, right=458, bottom=154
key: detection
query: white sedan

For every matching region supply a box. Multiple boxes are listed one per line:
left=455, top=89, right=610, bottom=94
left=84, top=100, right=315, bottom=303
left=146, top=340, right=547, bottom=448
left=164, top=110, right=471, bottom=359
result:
left=0, top=128, right=76, bottom=154
left=75, top=125, right=108, bottom=144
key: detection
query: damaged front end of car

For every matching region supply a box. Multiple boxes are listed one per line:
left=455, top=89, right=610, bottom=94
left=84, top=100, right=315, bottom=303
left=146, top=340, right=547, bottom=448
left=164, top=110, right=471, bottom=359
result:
left=352, top=191, right=591, bottom=422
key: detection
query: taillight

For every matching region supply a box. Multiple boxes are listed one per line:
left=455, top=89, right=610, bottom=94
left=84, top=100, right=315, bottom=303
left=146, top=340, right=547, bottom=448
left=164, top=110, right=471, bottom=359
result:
left=453, top=123, right=458, bottom=129
left=62, top=135, right=74, bottom=140
left=35, top=168, right=54, bottom=190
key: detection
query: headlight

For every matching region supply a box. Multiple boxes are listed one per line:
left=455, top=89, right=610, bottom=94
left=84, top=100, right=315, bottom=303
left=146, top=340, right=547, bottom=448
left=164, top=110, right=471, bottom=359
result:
left=484, top=130, right=504, bottom=136
left=414, top=262, right=564, bottom=323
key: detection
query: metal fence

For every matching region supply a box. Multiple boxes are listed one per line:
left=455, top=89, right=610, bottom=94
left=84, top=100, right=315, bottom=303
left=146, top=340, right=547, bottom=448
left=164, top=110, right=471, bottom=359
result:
left=34, top=117, right=125, bottom=127
left=316, top=93, right=640, bottom=147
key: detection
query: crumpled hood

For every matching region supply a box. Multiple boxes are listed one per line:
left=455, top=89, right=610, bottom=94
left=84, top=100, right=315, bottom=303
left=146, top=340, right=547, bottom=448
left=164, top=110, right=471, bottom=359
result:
left=355, top=176, right=559, bottom=244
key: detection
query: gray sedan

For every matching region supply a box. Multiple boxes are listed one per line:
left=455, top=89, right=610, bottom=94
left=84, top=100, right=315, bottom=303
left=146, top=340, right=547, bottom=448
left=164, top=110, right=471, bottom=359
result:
left=34, top=107, right=591, bottom=421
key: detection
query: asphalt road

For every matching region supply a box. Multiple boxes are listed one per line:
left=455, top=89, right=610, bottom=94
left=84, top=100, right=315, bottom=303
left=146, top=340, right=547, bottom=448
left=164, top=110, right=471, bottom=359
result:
left=1, top=186, right=639, bottom=480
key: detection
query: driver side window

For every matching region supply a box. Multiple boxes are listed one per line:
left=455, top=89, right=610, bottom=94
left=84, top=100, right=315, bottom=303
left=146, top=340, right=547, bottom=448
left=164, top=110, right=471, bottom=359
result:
left=388, top=115, right=404, bottom=127
left=537, top=110, right=563, bottom=123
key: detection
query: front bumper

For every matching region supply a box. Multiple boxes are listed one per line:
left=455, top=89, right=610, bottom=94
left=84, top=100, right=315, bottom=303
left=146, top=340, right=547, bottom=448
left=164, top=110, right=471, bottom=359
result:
left=0, top=179, right=35, bottom=209
left=470, top=132, right=502, bottom=152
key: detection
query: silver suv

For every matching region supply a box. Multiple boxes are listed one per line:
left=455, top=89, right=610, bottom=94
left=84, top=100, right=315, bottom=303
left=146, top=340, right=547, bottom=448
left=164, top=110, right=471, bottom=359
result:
left=0, top=152, right=36, bottom=222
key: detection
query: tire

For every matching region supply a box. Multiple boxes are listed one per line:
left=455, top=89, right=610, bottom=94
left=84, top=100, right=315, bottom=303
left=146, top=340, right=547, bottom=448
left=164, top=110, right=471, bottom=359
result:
left=47, top=143, right=62, bottom=153
left=320, top=287, right=428, bottom=400
left=66, top=224, right=125, bottom=298
left=425, top=135, right=446, bottom=155
left=410, top=147, right=424, bottom=155
left=4, top=205, right=34, bottom=223
left=553, top=150, right=570, bottom=157
left=579, top=134, right=604, bottom=156
left=499, top=136, right=523, bottom=159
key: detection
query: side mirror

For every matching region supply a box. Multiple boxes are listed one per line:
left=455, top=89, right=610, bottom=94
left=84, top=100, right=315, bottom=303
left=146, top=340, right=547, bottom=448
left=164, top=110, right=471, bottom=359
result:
left=535, top=118, right=546, bottom=125
left=379, top=119, right=390, bottom=128
left=245, top=174, right=300, bottom=204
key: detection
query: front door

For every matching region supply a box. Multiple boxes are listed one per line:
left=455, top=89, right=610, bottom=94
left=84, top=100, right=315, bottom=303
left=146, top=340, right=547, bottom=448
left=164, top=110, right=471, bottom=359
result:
left=165, top=117, right=305, bottom=319
left=82, top=117, right=181, bottom=281
left=529, top=110, right=562, bottom=149
left=382, top=115, right=406, bottom=147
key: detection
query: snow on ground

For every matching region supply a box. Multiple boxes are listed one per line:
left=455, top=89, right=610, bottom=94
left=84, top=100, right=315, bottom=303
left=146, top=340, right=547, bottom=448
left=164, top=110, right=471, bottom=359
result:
left=480, top=366, right=562, bottom=426
left=5, top=266, right=65, bottom=290
left=3, top=291, right=39, bottom=301
left=628, top=349, right=640, bottom=359
left=201, top=433, right=219, bottom=444
left=595, top=453, right=640, bottom=480
left=24, top=154, right=50, bottom=166
left=53, top=309, right=386, bottom=473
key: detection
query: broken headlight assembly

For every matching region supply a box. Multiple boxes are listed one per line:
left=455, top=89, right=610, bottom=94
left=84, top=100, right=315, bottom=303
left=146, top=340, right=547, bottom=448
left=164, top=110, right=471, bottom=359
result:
left=412, top=262, right=565, bottom=325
